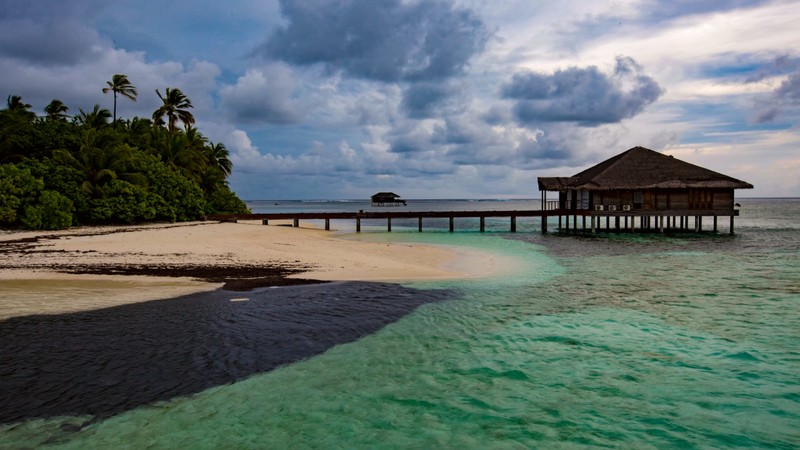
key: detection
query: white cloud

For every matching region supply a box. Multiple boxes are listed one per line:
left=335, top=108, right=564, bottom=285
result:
left=219, top=64, right=303, bottom=125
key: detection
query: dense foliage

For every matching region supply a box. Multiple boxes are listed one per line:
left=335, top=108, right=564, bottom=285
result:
left=0, top=83, right=249, bottom=230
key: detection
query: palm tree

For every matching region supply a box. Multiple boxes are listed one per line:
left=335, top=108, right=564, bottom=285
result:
left=53, top=129, right=146, bottom=198
left=5, top=95, right=35, bottom=121
left=153, top=131, right=204, bottom=182
left=76, top=104, right=112, bottom=128
left=102, top=74, right=137, bottom=128
left=206, top=141, right=233, bottom=176
left=152, top=88, right=195, bottom=133
left=44, top=99, right=69, bottom=121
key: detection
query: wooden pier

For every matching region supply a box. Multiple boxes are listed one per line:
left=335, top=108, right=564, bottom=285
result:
left=206, top=208, right=739, bottom=234
left=207, top=210, right=547, bottom=232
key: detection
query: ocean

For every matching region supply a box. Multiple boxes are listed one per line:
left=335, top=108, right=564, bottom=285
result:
left=1, top=198, right=798, bottom=449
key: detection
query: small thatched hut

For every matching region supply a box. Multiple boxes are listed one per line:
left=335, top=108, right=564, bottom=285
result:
left=537, top=146, right=753, bottom=233
left=371, top=192, right=406, bottom=207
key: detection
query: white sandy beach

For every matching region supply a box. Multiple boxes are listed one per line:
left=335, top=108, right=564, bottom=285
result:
left=0, top=221, right=512, bottom=319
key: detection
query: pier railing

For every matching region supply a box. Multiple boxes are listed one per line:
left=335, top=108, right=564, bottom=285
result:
left=206, top=210, right=550, bottom=232
left=207, top=207, right=740, bottom=234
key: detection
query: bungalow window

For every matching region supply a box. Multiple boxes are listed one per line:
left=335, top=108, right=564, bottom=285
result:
left=634, top=191, right=643, bottom=208
left=579, top=190, right=590, bottom=210
left=689, top=190, right=713, bottom=209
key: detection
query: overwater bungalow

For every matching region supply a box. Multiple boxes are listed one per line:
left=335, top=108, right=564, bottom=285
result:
left=371, top=192, right=407, bottom=207
left=537, top=146, right=754, bottom=233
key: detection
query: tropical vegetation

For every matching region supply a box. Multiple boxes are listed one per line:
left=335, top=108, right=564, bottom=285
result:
left=0, top=75, right=249, bottom=230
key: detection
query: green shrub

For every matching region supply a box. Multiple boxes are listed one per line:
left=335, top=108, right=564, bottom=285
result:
left=21, top=190, right=74, bottom=230
left=87, top=179, right=157, bottom=224
left=206, top=184, right=250, bottom=214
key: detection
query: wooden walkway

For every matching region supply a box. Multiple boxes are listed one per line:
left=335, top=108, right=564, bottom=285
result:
left=206, top=208, right=739, bottom=234
left=206, top=210, right=551, bottom=232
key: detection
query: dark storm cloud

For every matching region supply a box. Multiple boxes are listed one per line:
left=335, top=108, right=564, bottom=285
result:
left=259, top=0, right=489, bottom=83
left=402, top=82, right=452, bottom=119
left=0, top=19, right=103, bottom=66
left=774, top=71, right=800, bottom=101
left=0, top=0, right=106, bottom=66
left=754, top=69, right=800, bottom=124
left=400, top=80, right=468, bottom=119
left=502, top=56, right=663, bottom=126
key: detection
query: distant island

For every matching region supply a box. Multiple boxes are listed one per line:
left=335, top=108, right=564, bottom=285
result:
left=0, top=75, right=249, bottom=230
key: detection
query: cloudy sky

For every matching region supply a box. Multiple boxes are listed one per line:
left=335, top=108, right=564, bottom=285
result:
left=2, top=0, right=799, bottom=199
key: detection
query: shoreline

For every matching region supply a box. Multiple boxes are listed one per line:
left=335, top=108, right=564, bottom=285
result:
left=0, top=221, right=512, bottom=319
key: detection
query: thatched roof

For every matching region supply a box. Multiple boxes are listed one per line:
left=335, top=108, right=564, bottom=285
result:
left=538, top=146, right=754, bottom=191
left=371, top=192, right=402, bottom=200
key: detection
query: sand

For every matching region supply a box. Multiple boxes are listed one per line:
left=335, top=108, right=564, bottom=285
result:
left=0, top=221, right=512, bottom=319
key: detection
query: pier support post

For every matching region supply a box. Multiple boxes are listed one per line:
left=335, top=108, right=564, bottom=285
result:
left=449, top=217, right=454, bottom=232
left=356, top=217, right=361, bottom=232
left=418, top=217, right=423, bottom=232
left=541, top=215, right=548, bottom=233
left=510, top=216, right=517, bottom=232
left=591, top=215, right=596, bottom=233
left=293, top=218, right=299, bottom=227
left=325, top=218, right=330, bottom=231
left=730, top=215, right=735, bottom=235
left=262, top=219, right=269, bottom=225
left=480, top=216, right=485, bottom=232
left=387, top=217, right=392, bottom=232
left=713, top=216, right=718, bottom=232
left=558, top=215, right=562, bottom=230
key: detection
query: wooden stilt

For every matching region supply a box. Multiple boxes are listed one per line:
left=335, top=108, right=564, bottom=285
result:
left=480, top=216, right=485, bottom=232
left=713, top=216, right=718, bottom=232
left=356, top=217, right=361, bottom=232
left=591, top=215, right=596, bottom=233
left=262, top=219, right=269, bottom=225
left=730, top=215, right=734, bottom=235
left=325, top=218, right=330, bottom=231
left=418, top=217, right=423, bottom=232
left=449, top=217, right=454, bottom=232
left=387, top=217, right=392, bottom=232
left=293, top=218, right=299, bottom=227
left=511, top=216, right=517, bottom=232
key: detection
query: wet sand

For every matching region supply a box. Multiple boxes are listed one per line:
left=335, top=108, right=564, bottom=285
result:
left=0, top=221, right=505, bottom=319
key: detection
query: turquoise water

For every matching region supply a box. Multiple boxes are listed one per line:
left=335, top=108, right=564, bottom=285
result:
left=2, top=199, right=799, bottom=448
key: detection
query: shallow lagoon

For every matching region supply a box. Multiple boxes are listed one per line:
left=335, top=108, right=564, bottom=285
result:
left=1, top=199, right=798, bottom=448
